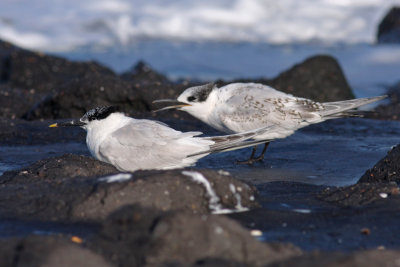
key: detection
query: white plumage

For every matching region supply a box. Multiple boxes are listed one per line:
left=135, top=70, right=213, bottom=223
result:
left=159, top=82, right=386, bottom=141
left=154, top=82, right=386, bottom=163
left=50, top=107, right=274, bottom=171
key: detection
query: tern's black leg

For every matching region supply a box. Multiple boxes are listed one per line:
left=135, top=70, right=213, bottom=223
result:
left=236, top=142, right=270, bottom=165
left=252, top=142, right=270, bottom=162
left=236, top=145, right=257, bottom=165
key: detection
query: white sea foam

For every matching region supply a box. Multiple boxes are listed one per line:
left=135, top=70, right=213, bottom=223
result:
left=292, top=208, right=312, bottom=214
left=182, top=171, right=249, bottom=214
left=0, top=0, right=399, bottom=52
left=98, top=173, right=132, bottom=183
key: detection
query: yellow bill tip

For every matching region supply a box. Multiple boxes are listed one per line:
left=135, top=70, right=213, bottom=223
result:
left=49, top=123, right=58, bottom=128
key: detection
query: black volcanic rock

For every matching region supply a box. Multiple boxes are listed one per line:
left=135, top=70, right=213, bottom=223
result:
left=0, top=40, right=114, bottom=93
left=358, top=144, right=400, bottom=183
left=0, top=39, right=358, bottom=120
left=366, top=81, right=400, bottom=120
left=377, top=7, right=400, bottom=43
left=23, top=72, right=149, bottom=120
left=0, top=155, right=260, bottom=220
left=227, top=55, right=355, bottom=102
left=0, top=84, right=39, bottom=119
left=92, top=205, right=301, bottom=267
left=319, top=182, right=399, bottom=207
left=120, top=60, right=169, bottom=83
left=318, top=142, right=400, bottom=207
left=0, top=40, right=186, bottom=120
left=270, top=55, right=355, bottom=102
left=0, top=154, right=118, bottom=184
left=319, top=143, right=400, bottom=207
left=268, top=250, right=400, bottom=267
left=0, top=235, right=112, bottom=267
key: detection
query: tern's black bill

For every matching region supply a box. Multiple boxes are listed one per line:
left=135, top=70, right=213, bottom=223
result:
left=49, top=120, right=86, bottom=127
left=152, top=99, right=191, bottom=113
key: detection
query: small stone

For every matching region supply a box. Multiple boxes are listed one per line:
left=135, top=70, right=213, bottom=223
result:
left=361, top=228, right=371, bottom=235
left=250, top=229, right=263, bottom=237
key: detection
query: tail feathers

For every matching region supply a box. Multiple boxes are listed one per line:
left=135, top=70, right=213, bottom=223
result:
left=206, top=139, right=272, bottom=154
left=320, top=95, right=387, bottom=118
left=187, top=126, right=277, bottom=157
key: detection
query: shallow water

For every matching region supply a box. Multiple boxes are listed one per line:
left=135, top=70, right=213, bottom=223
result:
left=0, top=219, right=97, bottom=239
left=0, top=143, right=88, bottom=176
left=198, top=118, right=400, bottom=186
left=1, top=118, right=398, bottom=187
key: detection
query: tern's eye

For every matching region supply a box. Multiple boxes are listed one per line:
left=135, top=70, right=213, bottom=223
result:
left=187, top=96, right=196, bottom=102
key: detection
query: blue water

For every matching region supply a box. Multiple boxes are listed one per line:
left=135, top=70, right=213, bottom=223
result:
left=0, top=143, right=88, bottom=176
left=2, top=118, right=399, bottom=187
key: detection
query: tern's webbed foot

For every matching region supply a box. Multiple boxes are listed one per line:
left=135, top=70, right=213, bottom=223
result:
left=236, top=158, right=255, bottom=165
left=235, top=155, right=264, bottom=165
left=235, top=143, right=269, bottom=165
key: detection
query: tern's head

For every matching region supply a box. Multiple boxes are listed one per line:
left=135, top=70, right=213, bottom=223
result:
left=177, top=83, right=215, bottom=105
left=49, top=106, right=121, bottom=130
left=153, top=83, right=217, bottom=119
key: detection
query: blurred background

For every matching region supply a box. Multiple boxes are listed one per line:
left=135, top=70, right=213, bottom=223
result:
left=1, top=0, right=399, bottom=97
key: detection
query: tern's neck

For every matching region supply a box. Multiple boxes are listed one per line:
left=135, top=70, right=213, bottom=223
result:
left=85, top=113, right=130, bottom=158
left=183, top=90, right=218, bottom=124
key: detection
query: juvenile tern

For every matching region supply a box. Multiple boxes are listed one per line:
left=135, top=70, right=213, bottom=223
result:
left=49, top=106, right=274, bottom=172
left=154, top=82, right=386, bottom=164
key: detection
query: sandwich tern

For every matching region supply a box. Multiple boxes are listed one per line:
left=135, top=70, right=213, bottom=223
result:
left=154, top=82, right=386, bottom=164
left=49, top=106, right=274, bottom=171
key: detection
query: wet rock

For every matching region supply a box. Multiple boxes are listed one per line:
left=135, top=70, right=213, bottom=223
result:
left=120, top=61, right=189, bottom=116
left=366, top=81, right=400, bottom=120
left=23, top=78, right=195, bottom=121
left=0, top=235, right=112, bottom=267
left=145, top=212, right=299, bottom=266
left=225, top=55, right=354, bottom=102
left=268, top=249, right=400, bottom=267
left=23, top=72, right=149, bottom=120
left=0, top=39, right=113, bottom=93
left=0, top=155, right=260, bottom=220
left=377, top=7, right=400, bottom=43
left=91, top=205, right=157, bottom=267
left=0, top=154, right=119, bottom=220
left=359, top=144, right=400, bottom=183
left=270, top=55, right=355, bottom=102
left=320, top=148, right=400, bottom=207
left=120, top=60, right=169, bottom=84
left=0, top=39, right=186, bottom=121
left=0, top=39, right=356, bottom=120
left=319, top=182, right=399, bottom=207
left=0, top=85, right=39, bottom=119
left=72, top=169, right=261, bottom=220
left=0, top=39, right=117, bottom=120
left=17, top=60, right=192, bottom=120
left=192, top=258, right=246, bottom=267
left=0, top=154, right=118, bottom=184
left=92, top=205, right=301, bottom=267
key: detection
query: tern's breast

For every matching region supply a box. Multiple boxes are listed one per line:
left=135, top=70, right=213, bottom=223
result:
left=86, top=128, right=101, bottom=159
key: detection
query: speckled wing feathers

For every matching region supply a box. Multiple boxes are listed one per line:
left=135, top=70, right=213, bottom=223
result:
left=216, top=93, right=323, bottom=133
left=212, top=84, right=386, bottom=139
